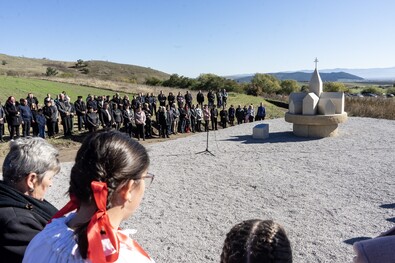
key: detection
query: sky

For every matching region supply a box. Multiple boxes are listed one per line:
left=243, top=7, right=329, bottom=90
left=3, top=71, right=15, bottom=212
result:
left=1, top=0, right=394, bottom=78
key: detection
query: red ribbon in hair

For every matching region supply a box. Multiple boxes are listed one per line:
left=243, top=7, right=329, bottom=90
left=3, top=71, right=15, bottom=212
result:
left=86, top=181, right=120, bottom=262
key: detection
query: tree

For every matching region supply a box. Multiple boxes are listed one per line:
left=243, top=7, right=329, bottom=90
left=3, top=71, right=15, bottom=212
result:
left=46, top=67, right=58, bottom=76
left=323, top=82, right=348, bottom=92
left=145, top=77, right=163, bottom=86
left=251, top=74, right=281, bottom=95
left=76, top=59, right=85, bottom=68
left=280, top=79, right=300, bottom=95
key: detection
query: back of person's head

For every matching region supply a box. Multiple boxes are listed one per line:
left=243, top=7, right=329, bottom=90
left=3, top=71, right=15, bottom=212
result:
left=221, top=219, right=292, bottom=263
left=69, top=130, right=150, bottom=208
left=2, top=137, right=60, bottom=186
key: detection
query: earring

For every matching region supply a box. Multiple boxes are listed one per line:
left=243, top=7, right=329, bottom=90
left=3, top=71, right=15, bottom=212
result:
left=28, top=187, right=34, bottom=193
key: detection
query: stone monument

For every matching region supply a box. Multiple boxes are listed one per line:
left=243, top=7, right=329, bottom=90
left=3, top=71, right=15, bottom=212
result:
left=285, top=58, right=348, bottom=137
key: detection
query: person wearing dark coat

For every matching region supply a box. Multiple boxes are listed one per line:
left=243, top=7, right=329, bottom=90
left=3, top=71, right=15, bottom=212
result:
left=0, top=137, right=60, bottom=263
left=167, top=92, right=175, bottom=107
left=85, top=108, right=100, bottom=133
left=220, top=107, right=229, bottom=128
left=158, top=90, right=167, bottom=107
left=158, top=106, right=169, bottom=138
left=210, top=104, right=218, bottom=130
left=74, top=96, right=87, bottom=131
left=122, top=104, right=135, bottom=138
left=196, top=90, right=205, bottom=108
left=0, top=102, right=6, bottom=142
left=100, top=102, right=113, bottom=128
left=56, top=93, right=72, bottom=136
left=43, top=99, right=58, bottom=138
left=35, top=109, right=46, bottom=139
left=111, top=103, right=124, bottom=131
left=26, top=93, right=39, bottom=108
left=19, top=98, right=33, bottom=137
left=235, top=104, right=244, bottom=125
left=5, top=96, right=21, bottom=140
left=228, top=105, right=236, bottom=126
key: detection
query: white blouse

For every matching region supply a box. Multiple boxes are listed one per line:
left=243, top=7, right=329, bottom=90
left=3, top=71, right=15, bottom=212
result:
left=23, top=213, right=155, bottom=263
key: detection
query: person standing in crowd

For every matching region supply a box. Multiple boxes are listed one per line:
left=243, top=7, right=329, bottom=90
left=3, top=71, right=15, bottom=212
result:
left=166, top=105, right=174, bottom=136
left=247, top=104, right=255, bottom=123
left=5, top=96, right=21, bottom=140
left=123, top=104, right=135, bottom=138
left=19, top=98, right=33, bottom=137
left=178, top=103, right=187, bottom=133
left=236, top=104, right=244, bottom=125
left=86, top=94, right=98, bottom=113
left=221, top=219, right=292, bottom=263
left=30, top=102, right=39, bottom=137
left=43, top=99, right=58, bottom=139
left=176, top=91, right=184, bottom=109
left=0, top=137, right=61, bottom=263
left=0, top=100, right=5, bottom=142
left=216, top=90, right=223, bottom=108
left=85, top=108, right=100, bottom=133
left=185, top=90, right=193, bottom=109
left=100, top=102, right=113, bottom=128
left=135, top=105, right=146, bottom=141
left=111, top=103, right=123, bottom=131
left=56, top=93, right=72, bottom=137
left=74, top=96, right=87, bottom=132
left=228, top=105, right=235, bottom=126
left=168, top=92, right=175, bottom=107
left=158, top=90, right=166, bottom=107
left=190, top=104, right=197, bottom=133
left=158, top=106, right=169, bottom=138
left=221, top=89, right=228, bottom=108
left=220, top=107, right=228, bottom=129
left=171, top=103, right=179, bottom=135
left=143, top=103, right=152, bottom=138
left=197, top=90, right=205, bottom=108
left=256, top=102, right=266, bottom=121
left=35, top=108, right=46, bottom=139
left=23, top=130, right=155, bottom=263
left=149, top=93, right=157, bottom=118
left=195, top=104, right=203, bottom=132
left=243, top=105, right=249, bottom=123
left=207, top=90, right=215, bottom=108
left=26, top=93, right=39, bottom=108
left=210, top=104, right=218, bottom=131
left=203, top=104, right=211, bottom=132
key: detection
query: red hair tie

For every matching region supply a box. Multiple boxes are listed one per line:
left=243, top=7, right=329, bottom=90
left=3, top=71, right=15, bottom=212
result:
left=49, top=194, right=79, bottom=223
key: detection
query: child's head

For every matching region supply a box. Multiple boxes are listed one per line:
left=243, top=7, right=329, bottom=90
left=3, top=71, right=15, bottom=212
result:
left=221, top=219, right=292, bottom=263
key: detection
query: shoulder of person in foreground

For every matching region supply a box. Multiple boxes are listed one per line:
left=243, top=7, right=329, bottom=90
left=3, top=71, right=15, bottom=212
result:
left=352, top=227, right=395, bottom=263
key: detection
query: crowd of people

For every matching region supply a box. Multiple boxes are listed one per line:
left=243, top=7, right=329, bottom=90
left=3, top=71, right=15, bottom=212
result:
left=0, top=89, right=267, bottom=142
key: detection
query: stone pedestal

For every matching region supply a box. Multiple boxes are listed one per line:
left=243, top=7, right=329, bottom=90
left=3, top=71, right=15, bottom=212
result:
left=285, top=112, right=348, bottom=138
left=253, top=124, right=269, bottom=139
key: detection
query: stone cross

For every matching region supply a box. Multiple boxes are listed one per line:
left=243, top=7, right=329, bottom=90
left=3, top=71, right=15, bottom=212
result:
left=314, top=57, right=319, bottom=69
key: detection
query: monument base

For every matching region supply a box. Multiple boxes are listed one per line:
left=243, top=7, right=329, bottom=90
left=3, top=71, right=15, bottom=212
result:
left=285, top=112, right=348, bottom=138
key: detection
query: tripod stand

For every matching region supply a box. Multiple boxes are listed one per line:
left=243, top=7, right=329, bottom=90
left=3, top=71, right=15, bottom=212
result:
left=196, top=124, right=215, bottom=156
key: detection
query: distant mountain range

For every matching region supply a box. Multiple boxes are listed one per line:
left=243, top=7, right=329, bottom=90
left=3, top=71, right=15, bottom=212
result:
left=227, top=66, right=395, bottom=83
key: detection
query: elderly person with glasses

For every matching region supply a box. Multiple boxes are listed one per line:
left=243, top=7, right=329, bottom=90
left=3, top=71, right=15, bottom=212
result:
left=0, top=137, right=61, bottom=263
left=24, top=130, right=155, bottom=263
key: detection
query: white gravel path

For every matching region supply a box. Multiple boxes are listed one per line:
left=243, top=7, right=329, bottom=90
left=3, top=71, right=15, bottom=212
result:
left=46, top=117, right=395, bottom=263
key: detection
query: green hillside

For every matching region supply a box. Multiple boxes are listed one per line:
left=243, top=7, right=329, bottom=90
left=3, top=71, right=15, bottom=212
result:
left=0, top=54, right=169, bottom=83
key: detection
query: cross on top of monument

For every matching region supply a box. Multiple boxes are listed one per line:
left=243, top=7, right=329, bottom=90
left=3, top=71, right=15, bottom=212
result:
left=314, top=57, right=319, bottom=69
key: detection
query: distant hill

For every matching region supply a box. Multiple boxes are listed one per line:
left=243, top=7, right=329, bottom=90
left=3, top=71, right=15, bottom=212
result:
left=0, top=53, right=169, bottom=84
left=318, top=67, right=395, bottom=81
left=230, top=71, right=364, bottom=83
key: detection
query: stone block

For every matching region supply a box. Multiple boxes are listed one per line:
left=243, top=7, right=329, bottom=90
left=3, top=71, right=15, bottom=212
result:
left=253, top=123, right=269, bottom=139
left=302, top=92, right=319, bottom=115
left=318, top=98, right=336, bottom=115
left=288, top=92, right=306, bottom=114
left=319, top=92, right=345, bottom=114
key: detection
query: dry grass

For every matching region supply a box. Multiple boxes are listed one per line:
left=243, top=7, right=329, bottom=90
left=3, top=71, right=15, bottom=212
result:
left=345, top=97, right=395, bottom=120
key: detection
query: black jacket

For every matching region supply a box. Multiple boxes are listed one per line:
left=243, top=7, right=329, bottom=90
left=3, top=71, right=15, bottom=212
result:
left=0, top=181, right=58, bottom=263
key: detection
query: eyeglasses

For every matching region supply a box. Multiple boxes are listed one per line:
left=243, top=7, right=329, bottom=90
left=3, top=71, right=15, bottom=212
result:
left=140, top=172, right=155, bottom=187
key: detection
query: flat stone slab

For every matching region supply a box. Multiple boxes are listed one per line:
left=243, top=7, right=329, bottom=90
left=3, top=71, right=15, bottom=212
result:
left=252, top=123, right=269, bottom=139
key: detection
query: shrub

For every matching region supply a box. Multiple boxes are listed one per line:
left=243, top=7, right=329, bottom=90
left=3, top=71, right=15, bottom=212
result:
left=323, top=82, right=349, bottom=92
left=80, top=68, right=89, bottom=74
left=145, top=77, right=163, bottom=86
left=361, top=86, right=382, bottom=95
left=280, top=79, right=300, bottom=95
left=386, top=87, right=395, bottom=95
left=46, top=67, right=58, bottom=76
left=1, top=60, right=7, bottom=66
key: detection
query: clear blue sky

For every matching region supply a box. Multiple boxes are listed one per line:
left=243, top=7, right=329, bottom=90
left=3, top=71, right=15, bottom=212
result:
left=1, top=0, right=394, bottom=78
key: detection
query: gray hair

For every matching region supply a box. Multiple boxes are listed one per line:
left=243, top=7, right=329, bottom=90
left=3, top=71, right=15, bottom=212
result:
left=2, top=137, right=60, bottom=185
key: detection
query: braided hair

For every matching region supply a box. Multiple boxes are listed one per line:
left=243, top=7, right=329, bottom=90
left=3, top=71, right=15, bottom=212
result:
left=221, top=219, right=292, bottom=263
left=69, top=130, right=150, bottom=258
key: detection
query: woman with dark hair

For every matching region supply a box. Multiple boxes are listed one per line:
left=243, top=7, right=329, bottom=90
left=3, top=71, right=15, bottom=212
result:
left=221, top=219, right=292, bottom=263
left=24, top=130, right=155, bottom=262
left=5, top=96, right=21, bottom=140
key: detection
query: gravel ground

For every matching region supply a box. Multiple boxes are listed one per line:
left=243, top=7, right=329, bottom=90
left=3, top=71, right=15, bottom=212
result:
left=42, top=117, right=395, bottom=262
